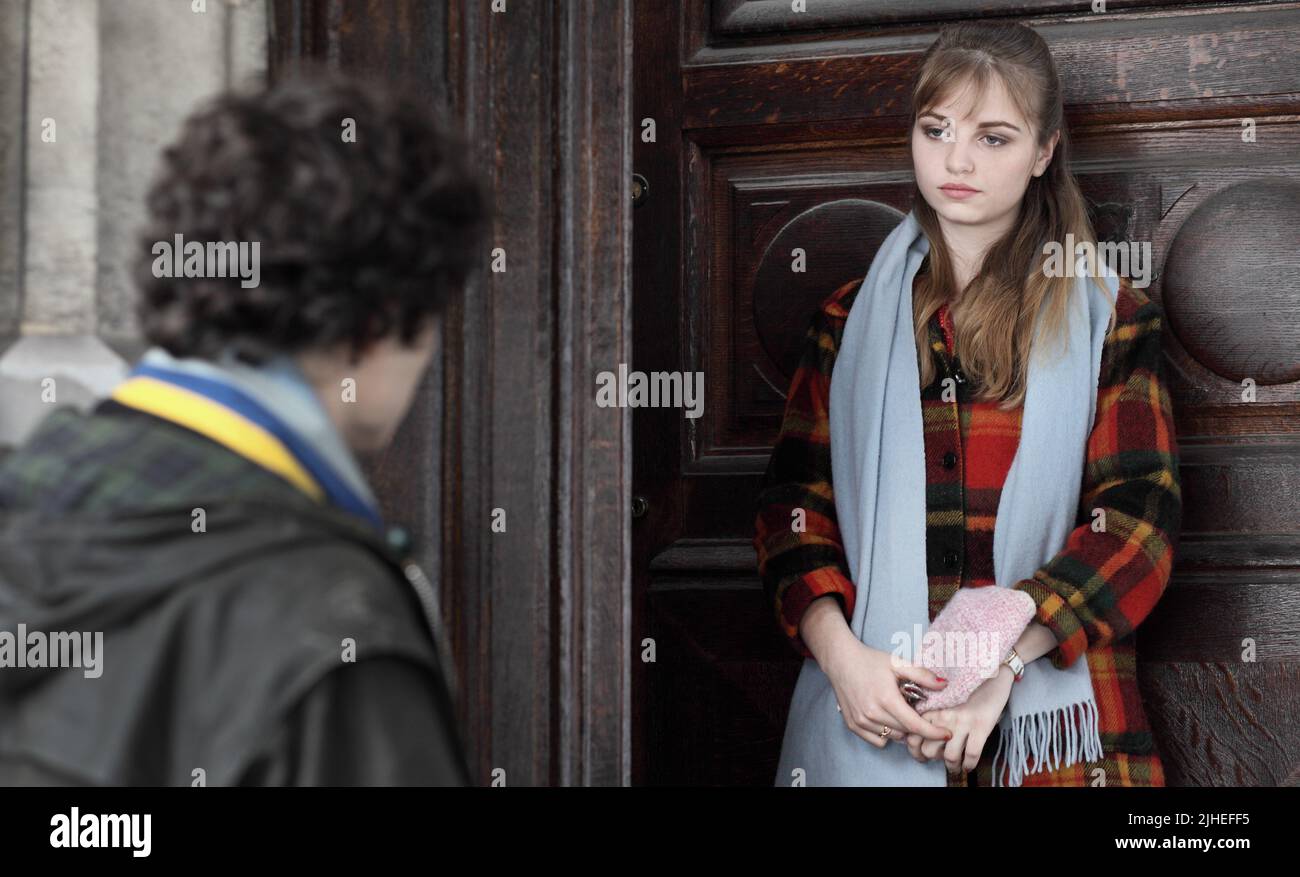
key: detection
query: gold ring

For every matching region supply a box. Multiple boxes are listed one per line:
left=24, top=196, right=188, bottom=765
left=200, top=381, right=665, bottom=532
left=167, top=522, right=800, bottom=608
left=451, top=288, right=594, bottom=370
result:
left=880, top=726, right=892, bottom=738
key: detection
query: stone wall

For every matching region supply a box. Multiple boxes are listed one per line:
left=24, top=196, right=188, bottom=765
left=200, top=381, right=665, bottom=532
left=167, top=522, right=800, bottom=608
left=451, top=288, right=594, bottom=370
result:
left=0, top=0, right=266, bottom=449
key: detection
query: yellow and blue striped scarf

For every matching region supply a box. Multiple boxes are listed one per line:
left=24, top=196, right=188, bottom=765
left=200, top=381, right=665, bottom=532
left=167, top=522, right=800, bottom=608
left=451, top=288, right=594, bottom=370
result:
left=111, top=363, right=384, bottom=530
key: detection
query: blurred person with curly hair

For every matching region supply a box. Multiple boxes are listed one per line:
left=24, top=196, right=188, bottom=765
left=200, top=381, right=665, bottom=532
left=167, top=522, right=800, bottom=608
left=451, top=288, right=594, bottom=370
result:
left=0, top=71, right=489, bottom=786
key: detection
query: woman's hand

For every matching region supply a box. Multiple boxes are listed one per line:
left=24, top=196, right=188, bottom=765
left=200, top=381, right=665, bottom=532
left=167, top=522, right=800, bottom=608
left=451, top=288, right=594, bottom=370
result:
left=906, top=665, right=1015, bottom=773
left=820, top=632, right=954, bottom=749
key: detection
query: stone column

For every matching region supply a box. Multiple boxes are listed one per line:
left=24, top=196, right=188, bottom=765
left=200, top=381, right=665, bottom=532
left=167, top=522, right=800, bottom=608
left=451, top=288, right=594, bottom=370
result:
left=0, top=0, right=266, bottom=449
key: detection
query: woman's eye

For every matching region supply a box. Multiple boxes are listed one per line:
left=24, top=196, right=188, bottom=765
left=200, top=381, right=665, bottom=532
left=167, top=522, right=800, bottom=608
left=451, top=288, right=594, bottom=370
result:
left=922, top=127, right=1007, bottom=146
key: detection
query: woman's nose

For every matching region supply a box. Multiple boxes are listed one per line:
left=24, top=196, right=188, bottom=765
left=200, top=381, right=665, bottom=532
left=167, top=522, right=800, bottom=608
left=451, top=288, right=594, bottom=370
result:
left=944, top=140, right=974, bottom=175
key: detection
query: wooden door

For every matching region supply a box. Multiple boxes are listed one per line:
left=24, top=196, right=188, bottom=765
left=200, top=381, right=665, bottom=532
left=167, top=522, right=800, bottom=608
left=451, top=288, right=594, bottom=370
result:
left=632, top=0, right=1300, bottom=786
left=273, top=0, right=634, bottom=787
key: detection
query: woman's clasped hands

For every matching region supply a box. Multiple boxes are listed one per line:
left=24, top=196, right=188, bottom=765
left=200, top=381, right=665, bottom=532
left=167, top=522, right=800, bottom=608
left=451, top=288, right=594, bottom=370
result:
left=904, top=663, right=1015, bottom=775
left=822, top=635, right=951, bottom=750
left=824, top=633, right=1015, bottom=776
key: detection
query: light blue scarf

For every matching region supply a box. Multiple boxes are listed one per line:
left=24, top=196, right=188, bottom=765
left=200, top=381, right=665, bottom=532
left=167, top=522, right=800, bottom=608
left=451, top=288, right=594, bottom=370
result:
left=776, top=210, right=1116, bottom=786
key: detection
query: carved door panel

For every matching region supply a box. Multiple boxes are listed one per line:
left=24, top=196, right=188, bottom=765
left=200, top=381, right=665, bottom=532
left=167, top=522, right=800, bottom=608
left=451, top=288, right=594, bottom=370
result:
left=632, top=0, right=1300, bottom=785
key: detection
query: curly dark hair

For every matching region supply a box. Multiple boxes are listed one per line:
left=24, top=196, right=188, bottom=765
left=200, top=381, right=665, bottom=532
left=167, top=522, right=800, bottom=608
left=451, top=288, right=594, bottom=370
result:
left=134, top=70, right=489, bottom=363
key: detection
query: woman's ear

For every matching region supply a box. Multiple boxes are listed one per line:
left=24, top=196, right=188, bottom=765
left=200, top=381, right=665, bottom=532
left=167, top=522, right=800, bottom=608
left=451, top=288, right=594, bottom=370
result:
left=1032, top=129, right=1061, bottom=178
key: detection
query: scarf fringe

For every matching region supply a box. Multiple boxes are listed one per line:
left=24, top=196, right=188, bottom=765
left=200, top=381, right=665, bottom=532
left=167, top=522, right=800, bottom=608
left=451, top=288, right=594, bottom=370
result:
left=991, top=698, right=1103, bottom=787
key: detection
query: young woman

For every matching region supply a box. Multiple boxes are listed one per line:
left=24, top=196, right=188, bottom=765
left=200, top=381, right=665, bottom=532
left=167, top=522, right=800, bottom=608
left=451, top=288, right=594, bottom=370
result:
left=754, top=22, right=1181, bottom=787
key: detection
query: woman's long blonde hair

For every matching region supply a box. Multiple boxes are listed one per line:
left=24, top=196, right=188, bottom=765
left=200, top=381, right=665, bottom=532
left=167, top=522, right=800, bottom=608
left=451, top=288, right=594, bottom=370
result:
left=909, top=22, right=1116, bottom=408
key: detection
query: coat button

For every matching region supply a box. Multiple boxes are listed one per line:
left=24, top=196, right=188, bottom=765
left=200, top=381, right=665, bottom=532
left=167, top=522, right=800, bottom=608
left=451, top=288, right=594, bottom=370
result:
left=943, top=451, right=958, bottom=469
left=952, top=358, right=966, bottom=383
left=386, top=526, right=412, bottom=554
left=944, top=550, right=960, bottom=569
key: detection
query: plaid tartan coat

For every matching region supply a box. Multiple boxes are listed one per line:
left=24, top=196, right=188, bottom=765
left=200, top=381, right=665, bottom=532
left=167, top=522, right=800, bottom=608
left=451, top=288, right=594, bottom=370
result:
left=753, top=273, right=1183, bottom=787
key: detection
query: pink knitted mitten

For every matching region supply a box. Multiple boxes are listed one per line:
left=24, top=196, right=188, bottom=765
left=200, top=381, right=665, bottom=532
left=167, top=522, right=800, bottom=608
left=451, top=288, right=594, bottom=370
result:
left=909, top=586, right=1036, bottom=715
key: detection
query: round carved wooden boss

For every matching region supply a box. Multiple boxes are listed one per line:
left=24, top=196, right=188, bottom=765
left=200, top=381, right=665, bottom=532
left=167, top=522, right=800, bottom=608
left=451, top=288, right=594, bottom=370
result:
left=753, top=199, right=904, bottom=381
left=1163, top=179, right=1300, bottom=385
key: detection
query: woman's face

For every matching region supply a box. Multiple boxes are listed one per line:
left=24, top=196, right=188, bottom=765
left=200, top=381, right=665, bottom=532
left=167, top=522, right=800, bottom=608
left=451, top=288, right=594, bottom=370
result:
left=910, top=75, right=1058, bottom=234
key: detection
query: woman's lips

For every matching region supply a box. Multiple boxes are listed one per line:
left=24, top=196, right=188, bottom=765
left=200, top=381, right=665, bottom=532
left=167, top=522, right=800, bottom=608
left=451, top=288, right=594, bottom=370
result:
left=940, top=184, right=980, bottom=200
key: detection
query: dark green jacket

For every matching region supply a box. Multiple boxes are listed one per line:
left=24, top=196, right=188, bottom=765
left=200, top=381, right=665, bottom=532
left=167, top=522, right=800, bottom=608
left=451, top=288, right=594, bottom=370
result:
left=0, top=401, right=471, bottom=786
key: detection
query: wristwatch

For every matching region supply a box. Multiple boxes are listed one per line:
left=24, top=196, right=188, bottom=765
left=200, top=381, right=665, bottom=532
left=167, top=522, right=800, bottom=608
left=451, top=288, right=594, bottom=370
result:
left=1002, top=646, right=1025, bottom=683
